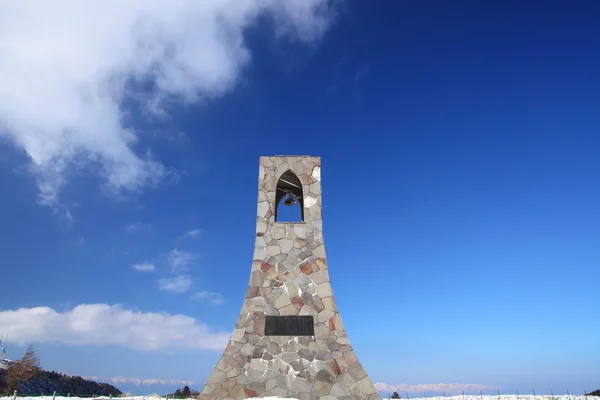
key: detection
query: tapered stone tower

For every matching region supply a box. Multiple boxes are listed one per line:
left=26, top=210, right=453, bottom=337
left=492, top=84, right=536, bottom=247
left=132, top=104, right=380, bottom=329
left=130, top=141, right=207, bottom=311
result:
left=199, top=156, right=380, bottom=400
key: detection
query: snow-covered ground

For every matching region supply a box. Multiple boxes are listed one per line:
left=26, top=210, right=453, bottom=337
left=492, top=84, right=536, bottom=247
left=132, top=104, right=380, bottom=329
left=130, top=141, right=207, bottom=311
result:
left=1, top=395, right=599, bottom=400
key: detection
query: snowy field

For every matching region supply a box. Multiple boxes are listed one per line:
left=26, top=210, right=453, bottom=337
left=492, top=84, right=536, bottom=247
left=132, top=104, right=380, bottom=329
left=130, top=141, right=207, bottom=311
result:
left=1, top=395, right=599, bottom=400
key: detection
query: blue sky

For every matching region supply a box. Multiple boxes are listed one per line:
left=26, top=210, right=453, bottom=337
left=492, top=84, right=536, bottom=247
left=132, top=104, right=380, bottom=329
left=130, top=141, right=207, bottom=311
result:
left=0, top=0, right=599, bottom=395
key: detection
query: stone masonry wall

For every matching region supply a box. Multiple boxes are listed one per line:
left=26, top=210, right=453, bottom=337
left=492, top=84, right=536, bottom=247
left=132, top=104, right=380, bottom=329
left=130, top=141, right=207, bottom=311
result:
left=199, top=156, right=380, bottom=400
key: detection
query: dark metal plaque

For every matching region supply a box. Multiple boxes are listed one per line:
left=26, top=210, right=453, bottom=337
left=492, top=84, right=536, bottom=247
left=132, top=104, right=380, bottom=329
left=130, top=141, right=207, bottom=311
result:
left=264, top=316, right=315, bottom=336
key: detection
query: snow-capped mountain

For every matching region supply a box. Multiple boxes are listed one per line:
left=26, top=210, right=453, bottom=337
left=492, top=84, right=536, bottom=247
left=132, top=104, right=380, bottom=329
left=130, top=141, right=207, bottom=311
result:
left=86, top=376, right=198, bottom=396
left=374, top=383, right=499, bottom=396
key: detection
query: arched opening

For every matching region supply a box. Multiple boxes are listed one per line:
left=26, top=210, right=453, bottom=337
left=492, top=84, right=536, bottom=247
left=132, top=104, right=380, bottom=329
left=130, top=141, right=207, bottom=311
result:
left=275, top=170, right=304, bottom=222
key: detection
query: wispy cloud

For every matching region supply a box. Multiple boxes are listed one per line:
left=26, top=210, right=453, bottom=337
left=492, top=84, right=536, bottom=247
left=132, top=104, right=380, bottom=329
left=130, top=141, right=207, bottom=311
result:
left=167, top=249, right=196, bottom=274
left=158, top=275, right=191, bottom=293
left=353, top=64, right=370, bottom=85
left=0, top=304, right=229, bottom=351
left=0, top=0, right=337, bottom=215
left=132, top=263, right=155, bottom=272
left=192, top=291, right=225, bottom=306
left=374, top=383, right=499, bottom=395
left=124, top=222, right=151, bottom=233
left=134, top=249, right=198, bottom=293
left=186, top=229, right=202, bottom=238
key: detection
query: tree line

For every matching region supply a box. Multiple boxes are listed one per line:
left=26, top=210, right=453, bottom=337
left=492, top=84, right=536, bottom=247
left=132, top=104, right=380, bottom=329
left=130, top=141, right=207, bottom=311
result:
left=169, top=385, right=200, bottom=398
left=0, top=344, right=121, bottom=396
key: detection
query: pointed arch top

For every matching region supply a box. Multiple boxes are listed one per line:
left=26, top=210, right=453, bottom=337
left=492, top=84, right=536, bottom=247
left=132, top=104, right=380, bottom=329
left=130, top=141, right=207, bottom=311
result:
left=275, top=170, right=304, bottom=222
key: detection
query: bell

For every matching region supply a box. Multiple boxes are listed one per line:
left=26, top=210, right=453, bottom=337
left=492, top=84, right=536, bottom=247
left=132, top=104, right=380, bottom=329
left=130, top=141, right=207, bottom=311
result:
left=283, top=192, right=297, bottom=206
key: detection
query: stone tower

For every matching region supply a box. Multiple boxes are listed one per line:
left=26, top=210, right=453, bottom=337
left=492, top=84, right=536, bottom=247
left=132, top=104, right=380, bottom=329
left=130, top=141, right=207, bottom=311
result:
left=199, top=156, right=380, bottom=400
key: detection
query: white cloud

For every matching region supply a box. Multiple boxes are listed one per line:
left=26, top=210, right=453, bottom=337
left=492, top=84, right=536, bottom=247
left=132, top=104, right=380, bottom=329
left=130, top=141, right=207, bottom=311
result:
left=374, top=383, right=498, bottom=395
left=0, top=0, right=336, bottom=211
left=154, top=249, right=198, bottom=293
left=186, top=229, right=202, bottom=238
left=125, top=222, right=151, bottom=233
left=158, top=275, right=192, bottom=293
left=132, top=263, right=155, bottom=272
left=168, top=249, right=196, bottom=273
left=192, top=291, right=225, bottom=305
left=0, top=304, right=229, bottom=351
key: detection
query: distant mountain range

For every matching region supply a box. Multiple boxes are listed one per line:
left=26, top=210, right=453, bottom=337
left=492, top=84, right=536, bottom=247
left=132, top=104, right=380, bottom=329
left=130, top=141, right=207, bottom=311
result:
left=86, top=376, right=199, bottom=396
left=374, top=383, right=499, bottom=395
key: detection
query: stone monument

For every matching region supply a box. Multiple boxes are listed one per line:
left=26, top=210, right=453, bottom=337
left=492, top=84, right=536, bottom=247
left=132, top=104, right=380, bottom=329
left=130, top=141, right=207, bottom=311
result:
left=199, top=156, right=380, bottom=400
